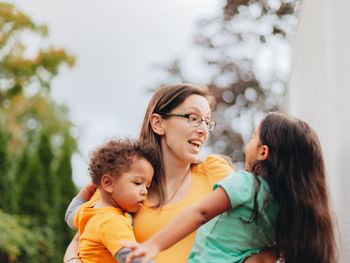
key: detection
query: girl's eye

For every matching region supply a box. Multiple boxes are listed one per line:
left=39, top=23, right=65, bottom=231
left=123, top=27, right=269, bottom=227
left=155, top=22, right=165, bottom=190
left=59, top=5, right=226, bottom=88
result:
left=134, top=182, right=141, bottom=185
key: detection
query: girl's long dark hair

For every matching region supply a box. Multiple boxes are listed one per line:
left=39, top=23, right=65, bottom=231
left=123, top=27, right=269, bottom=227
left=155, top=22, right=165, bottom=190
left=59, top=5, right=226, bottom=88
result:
left=252, top=112, right=337, bottom=263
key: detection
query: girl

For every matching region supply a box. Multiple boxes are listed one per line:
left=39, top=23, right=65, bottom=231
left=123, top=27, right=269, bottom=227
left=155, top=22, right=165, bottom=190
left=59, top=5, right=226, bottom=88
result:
left=122, top=112, right=338, bottom=263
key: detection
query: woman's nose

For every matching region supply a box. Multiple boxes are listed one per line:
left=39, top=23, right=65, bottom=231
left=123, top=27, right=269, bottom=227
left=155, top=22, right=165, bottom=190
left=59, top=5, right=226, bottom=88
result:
left=196, top=121, right=209, bottom=137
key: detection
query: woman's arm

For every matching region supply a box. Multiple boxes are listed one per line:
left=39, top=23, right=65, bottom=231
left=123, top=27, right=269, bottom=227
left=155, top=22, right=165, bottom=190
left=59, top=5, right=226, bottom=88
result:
left=65, top=182, right=96, bottom=229
left=122, top=186, right=231, bottom=263
left=63, top=232, right=81, bottom=263
left=63, top=183, right=96, bottom=262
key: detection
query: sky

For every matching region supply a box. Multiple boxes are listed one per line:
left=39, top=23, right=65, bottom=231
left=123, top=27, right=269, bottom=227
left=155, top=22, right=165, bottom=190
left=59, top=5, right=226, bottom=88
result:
left=7, top=0, right=221, bottom=187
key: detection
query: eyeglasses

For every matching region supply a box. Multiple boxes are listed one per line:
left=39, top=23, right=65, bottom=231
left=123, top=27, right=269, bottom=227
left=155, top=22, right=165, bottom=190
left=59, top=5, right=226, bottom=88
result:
left=159, top=113, right=216, bottom=131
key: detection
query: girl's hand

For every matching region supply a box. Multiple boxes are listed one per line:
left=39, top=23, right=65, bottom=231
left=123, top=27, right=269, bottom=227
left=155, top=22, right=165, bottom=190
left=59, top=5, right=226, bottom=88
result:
left=77, top=182, right=96, bottom=200
left=120, top=241, right=160, bottom=263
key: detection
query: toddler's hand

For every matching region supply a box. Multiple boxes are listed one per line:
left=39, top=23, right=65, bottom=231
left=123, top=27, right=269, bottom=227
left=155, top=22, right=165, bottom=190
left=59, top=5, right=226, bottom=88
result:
left=120, top=240, right=159, bottom=263
left=77, top=182, right=96, bottom=200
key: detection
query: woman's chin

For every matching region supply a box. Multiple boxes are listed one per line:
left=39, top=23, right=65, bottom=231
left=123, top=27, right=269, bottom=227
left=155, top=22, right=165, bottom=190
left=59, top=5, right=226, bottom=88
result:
left=186, top=153, right=200, bottom=164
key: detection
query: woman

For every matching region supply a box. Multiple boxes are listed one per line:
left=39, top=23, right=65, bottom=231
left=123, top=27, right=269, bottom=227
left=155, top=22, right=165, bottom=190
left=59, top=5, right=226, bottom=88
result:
left=64, top=84, right=276, bottom=263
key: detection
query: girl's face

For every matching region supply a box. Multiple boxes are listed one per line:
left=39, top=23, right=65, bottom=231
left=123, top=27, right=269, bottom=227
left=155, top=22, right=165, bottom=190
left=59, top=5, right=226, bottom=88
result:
left=160, top=94, right=211, bottom=165
left=245, top=125, right=263, bottom=171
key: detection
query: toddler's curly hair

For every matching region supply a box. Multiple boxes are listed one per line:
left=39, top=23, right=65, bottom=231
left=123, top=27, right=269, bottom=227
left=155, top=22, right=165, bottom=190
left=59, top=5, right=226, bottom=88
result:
left=89, top=138, right=157, bottom=186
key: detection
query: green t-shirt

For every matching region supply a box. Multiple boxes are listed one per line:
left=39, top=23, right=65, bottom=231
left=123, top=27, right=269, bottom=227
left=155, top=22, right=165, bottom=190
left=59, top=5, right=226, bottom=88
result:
left=188, top=170, right=278, bottom=263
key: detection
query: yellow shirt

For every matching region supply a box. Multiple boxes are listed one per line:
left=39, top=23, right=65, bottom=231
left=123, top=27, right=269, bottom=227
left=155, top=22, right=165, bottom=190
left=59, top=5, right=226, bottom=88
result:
left=79, top=155, right=233, bottom=263
left=75, top=201, right=135, bottom=263
left=133, top=155, right=233, bottom=263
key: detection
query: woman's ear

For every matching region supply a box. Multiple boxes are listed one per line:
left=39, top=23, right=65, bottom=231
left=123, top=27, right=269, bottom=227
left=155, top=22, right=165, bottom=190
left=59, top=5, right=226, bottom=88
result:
left=150, top=113, right=165, bottom=135
left=101, top=174, right=114, bottom=193
left=258, top=145, right=270, bottom=161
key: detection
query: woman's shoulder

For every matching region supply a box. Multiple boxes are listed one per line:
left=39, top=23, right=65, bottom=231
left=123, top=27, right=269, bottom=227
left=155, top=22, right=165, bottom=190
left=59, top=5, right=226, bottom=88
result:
left=195, top=154, right=234, bottom=172
left=193, top=154, right=235, bottom=185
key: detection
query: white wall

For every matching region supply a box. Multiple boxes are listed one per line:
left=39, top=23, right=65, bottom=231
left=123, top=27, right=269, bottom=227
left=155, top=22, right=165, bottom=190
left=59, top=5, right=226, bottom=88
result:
left=287, top=0, right=350, bottom=260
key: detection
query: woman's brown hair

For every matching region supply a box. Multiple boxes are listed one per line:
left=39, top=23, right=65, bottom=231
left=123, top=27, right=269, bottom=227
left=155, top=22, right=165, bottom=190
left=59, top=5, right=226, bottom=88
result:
left=252, top=112, right=337, bottom=263
left=139, top=83, right=215, bottom=207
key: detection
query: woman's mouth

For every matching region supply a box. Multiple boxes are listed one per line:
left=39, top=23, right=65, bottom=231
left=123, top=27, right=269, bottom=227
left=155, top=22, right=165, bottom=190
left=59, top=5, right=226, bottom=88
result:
left=188, top=140, right=202, bottom=151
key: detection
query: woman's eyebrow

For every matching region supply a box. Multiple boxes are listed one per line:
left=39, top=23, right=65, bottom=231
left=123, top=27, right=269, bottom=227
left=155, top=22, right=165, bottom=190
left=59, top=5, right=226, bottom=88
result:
left=183, top=107, right=211, bottom=116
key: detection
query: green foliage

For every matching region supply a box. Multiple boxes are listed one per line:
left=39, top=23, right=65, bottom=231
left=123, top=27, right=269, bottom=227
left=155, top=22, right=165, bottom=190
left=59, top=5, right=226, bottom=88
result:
left=0, top=119, right=11, bottom=210
left=0, top=210, right=56, bottom=263
left=0, top=3, right=74, bottom=102
left=0, top=3, right=79, bottom=262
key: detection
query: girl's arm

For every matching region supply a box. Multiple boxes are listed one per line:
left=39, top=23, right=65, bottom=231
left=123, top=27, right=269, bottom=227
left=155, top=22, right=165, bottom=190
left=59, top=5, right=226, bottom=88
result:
left=122, top=186, right=231, bottom=263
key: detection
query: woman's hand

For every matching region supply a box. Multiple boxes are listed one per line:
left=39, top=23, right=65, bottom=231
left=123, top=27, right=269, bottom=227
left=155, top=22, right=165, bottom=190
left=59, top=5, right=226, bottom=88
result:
left=77, top=182, right=96, bottom=200
left=120, top=241, right=160, bottom=263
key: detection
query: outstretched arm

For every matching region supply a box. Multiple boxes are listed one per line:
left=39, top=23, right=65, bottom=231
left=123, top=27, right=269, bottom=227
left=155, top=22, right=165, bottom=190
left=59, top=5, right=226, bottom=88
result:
left=122, top=186, right=231, bottom=263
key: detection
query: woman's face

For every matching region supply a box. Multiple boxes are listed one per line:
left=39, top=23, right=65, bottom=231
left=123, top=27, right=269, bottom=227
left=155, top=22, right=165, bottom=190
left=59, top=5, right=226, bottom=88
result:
left=160, top=94, right=211, bottom=165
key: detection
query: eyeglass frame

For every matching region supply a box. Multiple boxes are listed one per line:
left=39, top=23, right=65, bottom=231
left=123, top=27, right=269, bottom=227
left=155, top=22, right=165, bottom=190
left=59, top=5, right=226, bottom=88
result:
left=158, top=112, right=216, bottom=131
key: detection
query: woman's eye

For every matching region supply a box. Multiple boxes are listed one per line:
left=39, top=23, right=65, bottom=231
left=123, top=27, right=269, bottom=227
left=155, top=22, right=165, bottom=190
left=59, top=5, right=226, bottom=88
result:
left=189, top=114, right=198, bottom=121
left=134, top=182, right=141, bottom=185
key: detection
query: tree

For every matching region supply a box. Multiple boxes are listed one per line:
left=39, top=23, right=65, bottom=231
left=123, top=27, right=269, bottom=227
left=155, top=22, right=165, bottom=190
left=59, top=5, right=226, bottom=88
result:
left=0, top=3, right=74, bottom=103
left=0, top=118, right=11, bottom=210
left=0, top=3, right=78, bottom=262
left=155, top=0, right=300, bottom=166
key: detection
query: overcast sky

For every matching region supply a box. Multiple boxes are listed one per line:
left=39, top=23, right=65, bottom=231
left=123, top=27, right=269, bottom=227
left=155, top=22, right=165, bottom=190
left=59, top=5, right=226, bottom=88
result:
left=7, top=0, right=221, bottom=187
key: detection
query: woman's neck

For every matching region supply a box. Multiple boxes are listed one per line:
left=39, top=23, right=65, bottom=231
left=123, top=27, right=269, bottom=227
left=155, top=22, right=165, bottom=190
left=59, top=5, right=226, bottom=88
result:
left=161, top=152, right=193, bottom=205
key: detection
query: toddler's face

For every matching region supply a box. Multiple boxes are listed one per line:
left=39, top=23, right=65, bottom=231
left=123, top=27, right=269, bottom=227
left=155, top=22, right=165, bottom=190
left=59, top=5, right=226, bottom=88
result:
left=111, top=157, right=153, bottom=213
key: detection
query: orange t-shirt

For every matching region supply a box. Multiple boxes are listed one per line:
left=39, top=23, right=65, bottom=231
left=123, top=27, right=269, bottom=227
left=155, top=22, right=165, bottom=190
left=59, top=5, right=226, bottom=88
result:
left=133, top=155, right=233, bottom=263
left=79, top=155, right=233, bottom=263
left=75, top=202, right=135, bottom=263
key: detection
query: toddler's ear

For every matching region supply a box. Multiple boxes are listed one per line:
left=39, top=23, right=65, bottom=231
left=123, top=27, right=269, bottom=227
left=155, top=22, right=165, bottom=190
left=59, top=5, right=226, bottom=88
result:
left=101, top=174, right=114, bottom=193
left=258, top=145, right=269, bottom=161
left=150, top=113, right=165, bottom=135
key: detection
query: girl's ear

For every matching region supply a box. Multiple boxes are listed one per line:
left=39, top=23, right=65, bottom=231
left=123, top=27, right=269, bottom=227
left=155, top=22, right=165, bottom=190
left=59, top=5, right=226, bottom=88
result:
left=150, top=113, right=165, bottom=135
left=101, top=174, right=114, bottom=193
left=258, top=145, right=270, bottom=161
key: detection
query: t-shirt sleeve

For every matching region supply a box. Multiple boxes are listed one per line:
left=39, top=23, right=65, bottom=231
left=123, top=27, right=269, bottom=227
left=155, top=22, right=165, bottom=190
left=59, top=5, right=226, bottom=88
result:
left=98, top=215, right=136, bottom=257
left=213, top=170, right=255, bottom=209
left=202, top=154, right=235, bottom=186
left=73, top=190, right=101, bottom=229
left=65, top=196, right=87, bottom=230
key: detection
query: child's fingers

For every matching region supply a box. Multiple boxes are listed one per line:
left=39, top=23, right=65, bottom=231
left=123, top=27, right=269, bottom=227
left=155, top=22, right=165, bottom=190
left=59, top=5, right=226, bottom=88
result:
left=120, top=241, right=139, bottom=250
left=128, top=248, right=148, bottom=263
